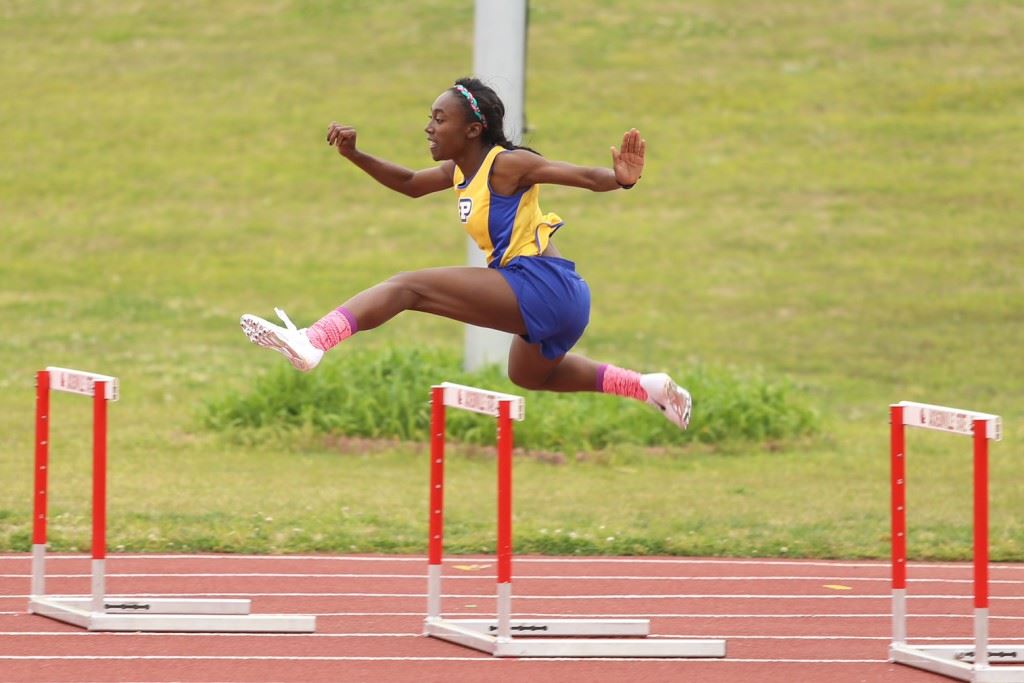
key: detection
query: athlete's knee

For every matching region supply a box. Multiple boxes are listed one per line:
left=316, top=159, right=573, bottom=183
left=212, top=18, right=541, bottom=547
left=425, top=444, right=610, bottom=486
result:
left=383, top=271, right=427, bottom=305
left=385, top=271, right=416, bottom=290
left=507, top=364, right=550, bottom=391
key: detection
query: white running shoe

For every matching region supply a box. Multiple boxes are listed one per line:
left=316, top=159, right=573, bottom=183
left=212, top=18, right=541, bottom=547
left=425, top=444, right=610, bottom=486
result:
left=239, top=308, right=324, bottom=372
left=640, top=372, right=692, bottom=430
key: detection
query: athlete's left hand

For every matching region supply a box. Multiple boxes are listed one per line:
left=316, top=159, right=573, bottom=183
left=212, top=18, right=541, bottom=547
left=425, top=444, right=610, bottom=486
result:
left=610, top=128, right=645, bottom=187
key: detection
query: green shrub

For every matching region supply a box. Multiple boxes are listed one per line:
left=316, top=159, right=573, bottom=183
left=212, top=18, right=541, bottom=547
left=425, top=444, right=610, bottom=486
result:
left=202, top=347, right=818, bottom=451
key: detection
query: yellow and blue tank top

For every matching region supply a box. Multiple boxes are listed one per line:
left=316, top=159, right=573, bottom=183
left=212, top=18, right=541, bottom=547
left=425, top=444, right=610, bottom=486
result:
left=452, top=146, right=564, bottom=268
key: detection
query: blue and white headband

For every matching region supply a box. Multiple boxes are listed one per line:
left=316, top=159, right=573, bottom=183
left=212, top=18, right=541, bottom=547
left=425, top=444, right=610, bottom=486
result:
left=454, top=84, right=487, bottom=128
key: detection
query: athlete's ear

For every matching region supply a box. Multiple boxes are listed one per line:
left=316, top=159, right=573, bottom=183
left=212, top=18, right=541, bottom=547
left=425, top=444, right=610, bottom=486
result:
left=466, top=121, right=483, bottom=140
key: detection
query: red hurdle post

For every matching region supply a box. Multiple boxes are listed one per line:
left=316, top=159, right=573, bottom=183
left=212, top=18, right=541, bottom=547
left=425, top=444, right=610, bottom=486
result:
left=887, top=401, right=1012, bottom=681
left=496, top=399, right=513, bottom=641
left=28, top=367, right=317, bottom=633
left=426, top=386, right=446, bottom=622
left=91, top=380, right=108, bottom=613
left=972, top=417, right=989, bottom=668
left=423, top=383, right=524, bottom=642
left=422, top=382, right=727, bottom=658
left=32, top=368, right=116, bottom=613
left=32, top=370, right=50, bottom=597
left=890, top=404, right=907, bottom=645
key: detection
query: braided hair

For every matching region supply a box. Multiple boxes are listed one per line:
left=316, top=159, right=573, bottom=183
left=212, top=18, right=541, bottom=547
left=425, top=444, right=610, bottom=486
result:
left=452, top=77, right=540, bottom=156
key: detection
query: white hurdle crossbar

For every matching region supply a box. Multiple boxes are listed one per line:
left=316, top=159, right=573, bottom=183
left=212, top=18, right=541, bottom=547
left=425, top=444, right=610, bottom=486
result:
left=889, top=401, right=1021, bottom=682
left=29, top=367, right=315, bottom=633
left=423, top=382, right=726, bottom=658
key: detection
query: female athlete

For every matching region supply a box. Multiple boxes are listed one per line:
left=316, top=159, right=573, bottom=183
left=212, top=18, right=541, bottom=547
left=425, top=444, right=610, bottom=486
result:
left=241, top=77, right=690, bottom=429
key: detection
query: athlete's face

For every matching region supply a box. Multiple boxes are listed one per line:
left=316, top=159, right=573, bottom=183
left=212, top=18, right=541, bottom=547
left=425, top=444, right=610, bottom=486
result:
left=425, top=90, right=480, bottom=161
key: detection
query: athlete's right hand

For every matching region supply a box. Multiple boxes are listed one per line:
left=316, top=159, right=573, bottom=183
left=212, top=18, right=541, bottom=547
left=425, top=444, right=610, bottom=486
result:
left=327, top=122, right=357, bottom=158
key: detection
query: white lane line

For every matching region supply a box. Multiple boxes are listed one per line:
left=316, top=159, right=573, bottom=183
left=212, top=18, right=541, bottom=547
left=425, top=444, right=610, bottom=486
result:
left=4, top=609, right=1024, bottom=620
left=655, top=635, right=1024, bottom=642
left=6, top=592, right=1017, bottom=600
left=313, top=611, right=1024, bottom=620
left=0, top=655, right=889, bottom=663
left=0, top=631, right=420, bottom=637
left=3, top=573, right=1021, bottom=585
left=3, top=631, right=1021, bottom=642
left=2, top=554, right=1020, bottom=571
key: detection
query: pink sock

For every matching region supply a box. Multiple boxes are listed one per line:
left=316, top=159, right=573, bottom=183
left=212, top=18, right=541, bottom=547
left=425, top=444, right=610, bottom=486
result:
left=306, top=306, right=358, bottom=351
left=596, top=364, right=648, bottom=401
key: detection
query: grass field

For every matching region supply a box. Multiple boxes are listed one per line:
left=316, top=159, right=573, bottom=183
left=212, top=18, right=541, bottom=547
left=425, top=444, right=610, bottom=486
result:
left=1, top=1, right=1022, bottom=560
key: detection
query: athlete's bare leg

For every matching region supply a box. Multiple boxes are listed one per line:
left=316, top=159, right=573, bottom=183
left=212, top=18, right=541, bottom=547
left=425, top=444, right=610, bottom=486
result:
left=240, top=265, right=692, bottom=428
left=506, top=335, right=602, bottom=393
left=343, top=266, right=527, bottom=334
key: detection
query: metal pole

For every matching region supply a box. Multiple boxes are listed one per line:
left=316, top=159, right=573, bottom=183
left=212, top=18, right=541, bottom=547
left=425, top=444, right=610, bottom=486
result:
left=464, top=0, right=527, bottom=372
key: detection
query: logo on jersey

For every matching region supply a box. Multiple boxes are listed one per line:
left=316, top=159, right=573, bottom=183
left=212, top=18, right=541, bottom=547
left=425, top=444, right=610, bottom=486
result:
left=458, top=197, right=473, bottom=223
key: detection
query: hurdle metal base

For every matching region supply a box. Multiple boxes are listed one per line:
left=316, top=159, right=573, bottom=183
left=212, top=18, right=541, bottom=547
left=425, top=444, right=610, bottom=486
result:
left=891, top=643, right=1024, bottom=682
left=425, top=617, right=726, bottom=658
left=29, top=595, right=316, bottom=632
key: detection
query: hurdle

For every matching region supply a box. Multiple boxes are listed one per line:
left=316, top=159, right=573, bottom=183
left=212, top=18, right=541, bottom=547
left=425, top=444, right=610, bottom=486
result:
left=28, top=367, right=316, bottom=632
left=889, top=401, right=1022, bottom=682
left=422, top=382, right=726, bottom=658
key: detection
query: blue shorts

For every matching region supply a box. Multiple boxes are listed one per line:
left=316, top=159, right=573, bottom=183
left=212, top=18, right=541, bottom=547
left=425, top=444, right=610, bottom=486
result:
left=496, top=255, right=591, bottom=360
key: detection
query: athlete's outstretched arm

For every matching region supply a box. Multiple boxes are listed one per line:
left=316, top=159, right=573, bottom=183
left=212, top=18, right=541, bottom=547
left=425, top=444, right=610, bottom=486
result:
left=496, top=128, right=646, bottom=193
left=326, top=123, right=453, bottom=198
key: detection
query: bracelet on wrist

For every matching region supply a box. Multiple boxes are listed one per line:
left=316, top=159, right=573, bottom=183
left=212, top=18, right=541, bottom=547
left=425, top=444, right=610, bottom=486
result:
left=618, top=175, right=640, bottom=190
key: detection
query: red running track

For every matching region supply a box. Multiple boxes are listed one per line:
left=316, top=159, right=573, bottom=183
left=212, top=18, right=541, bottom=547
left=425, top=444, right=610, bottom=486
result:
left=1, top=554, right=1022, bottom=682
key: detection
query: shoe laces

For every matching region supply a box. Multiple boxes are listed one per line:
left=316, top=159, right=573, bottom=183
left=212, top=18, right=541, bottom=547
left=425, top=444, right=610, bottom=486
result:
left=274, top=307, right=298, bottom=332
